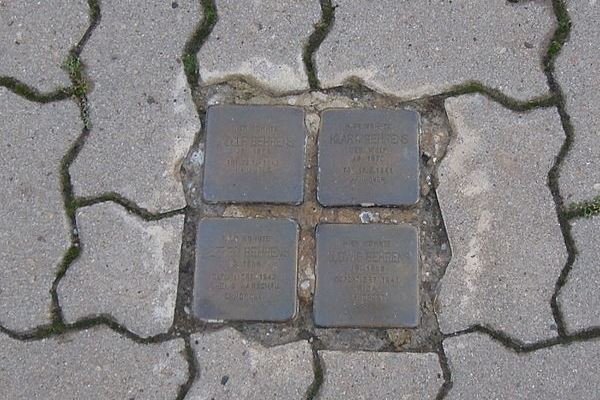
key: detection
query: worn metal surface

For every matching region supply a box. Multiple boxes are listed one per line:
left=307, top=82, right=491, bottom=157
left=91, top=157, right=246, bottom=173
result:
left=203, top=105, right=306, bottom=204
left=317, top=108, right=420, bottom=206
left=314, top=223, right=419, bottom=328
left=194, top=218, right=298, bottom=322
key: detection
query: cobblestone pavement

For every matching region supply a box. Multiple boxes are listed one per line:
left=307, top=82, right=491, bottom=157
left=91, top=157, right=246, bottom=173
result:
left=1, top=1, right=600, bottom=399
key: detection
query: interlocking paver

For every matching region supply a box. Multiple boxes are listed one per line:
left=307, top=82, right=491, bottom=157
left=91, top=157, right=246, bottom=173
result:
left=0, top=326, right=187, bottom=399
left=0, top=0, right=88, bottom=92
left=437, top=94, right=566, bottom=342
left=316, top=0, right=554, bottom=100
left=70, top=0, right=201, bottom=213
left=558, top=217, right=600, bottom=332
left=58, top=202, right=183, bottom=337
left=0, top=88, right=80, bottom=331
left=197, top=0, right=320, bottom=92
left=444, top=333, right=600, bottom=399
left=318, top=350, right=443, bottom=400
left=556, top=1, right=600, bottom=202
left=186, top=328, right=313, bottom=399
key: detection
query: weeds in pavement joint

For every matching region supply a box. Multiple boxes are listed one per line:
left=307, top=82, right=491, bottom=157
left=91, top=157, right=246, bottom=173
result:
left=303, top=0, right=335, bottom=89
left=182, top=0, right=218, bottom=90
left=566, top=196, right=600, bottom=219
left=539, top=0, right=576, bottom=338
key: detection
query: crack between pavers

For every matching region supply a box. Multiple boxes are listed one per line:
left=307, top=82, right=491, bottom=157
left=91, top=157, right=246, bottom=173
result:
left=435, top=342, right=452, bottom=400
left=302, top=0, right=335, bottom=90
left=203, top=75, right=557, bottom=114
left=48, top=0, right=101, bottom=337
left=442, top=324, right=600, bottom=353
left=0, top=313, right=174, bottom=343
left=540, top=0, right=578, bottom=339
left=305, top=338, right=324, bottom=400
left=182, top=0, right=217, bottom=100
left=0, top=76, right=72, bottom=102
left=0, top=0, right=99, bottom=104
left=75, top=194, right=187, bottom=221
left=175, top=335, right=199, bottom=400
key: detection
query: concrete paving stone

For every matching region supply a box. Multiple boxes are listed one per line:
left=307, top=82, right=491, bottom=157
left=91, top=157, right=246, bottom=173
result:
left=186, top=328, right=313, bottom=399
left=0, top=326, right=188, bottom=399
left=0, top=88, right=81, bottom=331
left=0, top=0, right=88, bottom=92
left=58, top=202, right=183, bottom=337
left=70, top=0, right=201, bottom=213
left=444, top=332, right=600, bottom=399
left=197, top=0, right=320, bottom=92
left=318, top=350, right=443, bottom=400
left=558, top=216, right=600, bottom=332
left=556, top=1, right=600, bottom=202
left=437, top=94, right=566, bottom=342
left=316, top=0, right=554, bottom=101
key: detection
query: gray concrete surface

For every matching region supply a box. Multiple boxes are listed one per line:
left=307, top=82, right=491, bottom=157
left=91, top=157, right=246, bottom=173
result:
left=0, top=326, right=188, bottom=399
left=0, top=0, right=88, bottom=92
left=316, top=0, right=554, bottom=100
left=558, top=216, right=600, bottom=332
left=2, top=1, right=600, bottom=399
left=318, top=350, right=443, bottom=400
left=444, top=333, right=600, bottom=399
left=197, top=0, right=320, bottom=92
left=556, top=0, right=600, bottom=203
left=437, top=94, right=566, bottom=342
left=70, top=0, right=201, bottom=213
left=58, top=202, right=183, bottom=337
left=186, top=328, right=313, bottom=399
left=0, top=88, right=81, bottom=331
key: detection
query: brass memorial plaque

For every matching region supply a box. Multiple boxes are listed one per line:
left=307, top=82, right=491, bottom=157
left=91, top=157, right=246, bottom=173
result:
left=314, top=223, right=419, bottom=328
left=203, top=105, right=306, bottom=204
left=317, top=108, right=420, bottom=206
left=194, top=218, right=298, bottom=322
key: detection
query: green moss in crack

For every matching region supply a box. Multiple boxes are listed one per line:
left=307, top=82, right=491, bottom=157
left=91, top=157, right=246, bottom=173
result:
left=303, top=0, right=335, bottom=89
left=566, top=196, right=600, bottom=219
left=545, top=0, right=572, bottom=68
left=182, top=0, right=218, bottom=88
left=0, top=76, right=71, bottom=102
left=182, top=53, right=199, bottom=83
left=444, top=81, right=557, bottom=111
left=63, top=54, right=88, bottom=98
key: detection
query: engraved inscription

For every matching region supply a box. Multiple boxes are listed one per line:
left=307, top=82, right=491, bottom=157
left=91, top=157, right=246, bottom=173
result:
left=203, top=105, right=306, bottom=204
left=313, top=224, right=419, bottom=328
left=331, top=122, right=409, bottom=186
left=194, top=218, right=298, bottom=321
left=328, top=239, right=405, bottom=305
left=223, top=124, right=293, bottom=174
left=207, top=234, right=286, bottom=303
left=317, top=109, right=420, bottom=206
